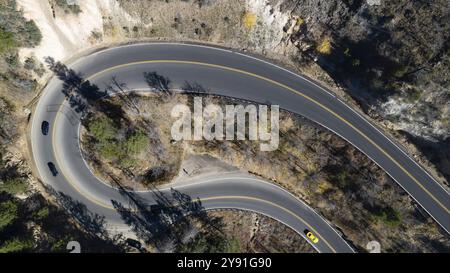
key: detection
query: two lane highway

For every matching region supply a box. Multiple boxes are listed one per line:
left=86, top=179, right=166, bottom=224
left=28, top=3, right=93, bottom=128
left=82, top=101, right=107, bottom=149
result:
left=31, top=43, right=449, bottom=253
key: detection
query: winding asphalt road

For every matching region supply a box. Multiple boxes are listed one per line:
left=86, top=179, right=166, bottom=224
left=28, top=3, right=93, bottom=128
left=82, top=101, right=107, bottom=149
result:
left=31, top=43, right=449, bottom=253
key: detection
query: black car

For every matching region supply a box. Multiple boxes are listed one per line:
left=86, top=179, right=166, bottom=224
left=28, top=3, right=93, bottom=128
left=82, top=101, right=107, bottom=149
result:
left=47, top=162, right=58, bottom=176
left=41, top=121, right=49, bottom=135
left=125, top=238, right=142, bottom=251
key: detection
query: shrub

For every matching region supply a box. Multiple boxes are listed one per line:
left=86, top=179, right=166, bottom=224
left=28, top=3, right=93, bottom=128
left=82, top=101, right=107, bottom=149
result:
left=0, top=237, right=33, bottom=253
left=296, top=17, right=304, bottom=27
left=87, top=114, right=149, bottom=168
left=88, top=116, right=118, bottom=142
left=0, top=28, right=16, bottom=54
left=97, top=141, right=125, bottom=160
left=0, top=1, right=42, bottom=48
left=373, top=206, right=402, bottom=227
left=242, top=12, right=257, bottom=29
left=405, top=88, right=422, bottom=103
left=23, top=20, right=42, bottom=47
left=54, top=0, right=82, bottom=14
left=0, top=200, right=19, bottom=231
left=0, top=178, right=28, bottom=195
left=124, top=130, right=148, bottom=154
left=34, top=207, right=49, bottom=221
left=316, top=39, right=332, bottom=55
left=178, top=232, right=240, bottom=253
left=118, top=158, right=136, bottom=169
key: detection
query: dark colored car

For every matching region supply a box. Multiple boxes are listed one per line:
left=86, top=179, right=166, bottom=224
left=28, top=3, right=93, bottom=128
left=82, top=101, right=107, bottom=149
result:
left=41, top=121, right=49, bottom=135
left=47, top=162, right=58, bottom=176
left=126, top=238, right=142, bottom=251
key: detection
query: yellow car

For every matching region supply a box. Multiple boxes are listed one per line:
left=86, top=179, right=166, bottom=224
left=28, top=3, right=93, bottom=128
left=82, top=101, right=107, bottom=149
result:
left=304, top=229, right=319, bottom=244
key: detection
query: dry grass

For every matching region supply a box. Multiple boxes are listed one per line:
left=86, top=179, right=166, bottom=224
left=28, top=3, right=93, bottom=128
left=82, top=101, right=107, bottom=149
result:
left=116, top=0, right=247, bottom=46
left=81, top=92, right=449, bottom=253
left=206, top=210, right=315, bottom=253
left=81, top=93, right=186, bottom=190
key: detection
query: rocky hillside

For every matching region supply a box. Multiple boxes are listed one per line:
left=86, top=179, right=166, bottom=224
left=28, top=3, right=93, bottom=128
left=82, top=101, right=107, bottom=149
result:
left=277, top=0, right=450, bottom=183
left=79, top=92, right=449, bottom=252
left=17, top=0, right=449, bottom=184
left=7, top=0, right=448, bottom=252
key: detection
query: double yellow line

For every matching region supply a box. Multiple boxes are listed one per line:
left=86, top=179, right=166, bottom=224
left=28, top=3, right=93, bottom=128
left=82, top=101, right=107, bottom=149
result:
left=86, top=60, right=449, bottom=213
left=51, top=116, right=337, bottom=251
left=48, top=59, right=446, bottom=253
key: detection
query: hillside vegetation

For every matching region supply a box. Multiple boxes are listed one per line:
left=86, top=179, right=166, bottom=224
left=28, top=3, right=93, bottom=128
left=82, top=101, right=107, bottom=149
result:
left=0, top=0, right=124, bottom=253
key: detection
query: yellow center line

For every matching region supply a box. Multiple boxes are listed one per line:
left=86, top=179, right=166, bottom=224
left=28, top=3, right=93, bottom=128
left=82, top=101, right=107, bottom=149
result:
left=200, top=195, right=337, bottom=253
left=83, top=59, right=449, bottom=214
left=52, top=111, right=337, bottom=252
left=47, top=58, right=448, bottom=253
left=51, top=130, right=335, bottom=251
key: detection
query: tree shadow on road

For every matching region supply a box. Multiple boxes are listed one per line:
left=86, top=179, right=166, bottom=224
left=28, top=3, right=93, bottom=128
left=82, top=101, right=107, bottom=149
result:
left=105, top=76, right=141, bottom=115
left=42, top=184, right=127, bottom=251
left=144, top=71, right=172, bottom=97
left=44, top=58, right=229, bottom=252
left=45, top=57, right=105, bottom=111
left=109, top=175, right=224, bottom=252
left=45, top=57, right=127, bottom=126
left=181, top=81, right=209, bottom=94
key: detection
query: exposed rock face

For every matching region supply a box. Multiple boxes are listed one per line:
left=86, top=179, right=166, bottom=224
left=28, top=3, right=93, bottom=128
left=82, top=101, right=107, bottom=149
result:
left=10, top=0, right=449, bottom=251
left=274, top=0, right=449, bottom=182
left=16, top=0, right=449, bottom=181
